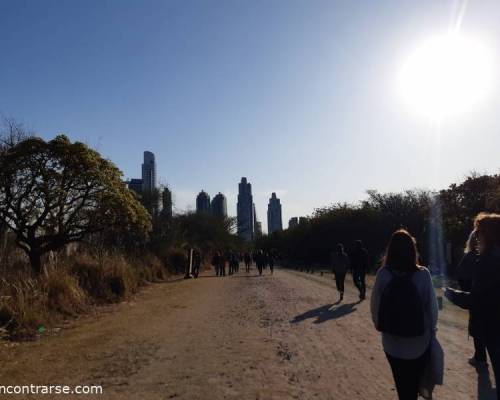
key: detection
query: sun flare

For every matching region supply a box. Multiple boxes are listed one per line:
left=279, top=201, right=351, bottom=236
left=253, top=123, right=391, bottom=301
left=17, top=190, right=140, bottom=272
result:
left=398, top=34, right=495, bottom=119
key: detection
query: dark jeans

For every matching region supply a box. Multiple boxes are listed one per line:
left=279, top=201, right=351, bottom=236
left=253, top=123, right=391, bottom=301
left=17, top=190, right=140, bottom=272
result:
left=257, top=265, right=263, bottom=275
left=352, top=269, right=366, bottom=296
left=335, top=272, right=346, bottom=293
left=386, top=350, right=428, bottom=400
left=486, top=340, right=500, bottom=400
left=474, top=336, right=487, bottom=362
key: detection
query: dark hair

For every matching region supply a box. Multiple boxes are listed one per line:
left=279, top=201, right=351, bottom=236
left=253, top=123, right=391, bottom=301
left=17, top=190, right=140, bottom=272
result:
left=383, top=229, right=419, bottom=272
left=336, top=243, right=344, bottom=253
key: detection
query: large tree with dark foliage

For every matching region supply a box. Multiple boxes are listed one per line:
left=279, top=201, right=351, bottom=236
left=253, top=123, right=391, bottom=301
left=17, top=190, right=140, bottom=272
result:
left=0, top=134, right=151, bottom=273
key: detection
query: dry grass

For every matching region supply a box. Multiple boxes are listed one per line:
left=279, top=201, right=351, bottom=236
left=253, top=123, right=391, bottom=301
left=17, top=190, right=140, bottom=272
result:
left=0, top=250, right=172, bottom=340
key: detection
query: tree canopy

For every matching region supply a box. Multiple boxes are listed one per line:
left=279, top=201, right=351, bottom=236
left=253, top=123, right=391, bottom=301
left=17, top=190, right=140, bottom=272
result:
left=0, top=135, right=151, bottom=273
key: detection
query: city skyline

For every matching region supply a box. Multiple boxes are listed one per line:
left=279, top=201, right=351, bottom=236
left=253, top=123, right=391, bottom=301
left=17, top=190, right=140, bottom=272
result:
left=3, top=1, right=500, bottom=232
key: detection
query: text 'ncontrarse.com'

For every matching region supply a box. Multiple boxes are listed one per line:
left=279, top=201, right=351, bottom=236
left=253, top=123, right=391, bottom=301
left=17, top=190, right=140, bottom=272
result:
left=0, top=385, right=103, bottom=395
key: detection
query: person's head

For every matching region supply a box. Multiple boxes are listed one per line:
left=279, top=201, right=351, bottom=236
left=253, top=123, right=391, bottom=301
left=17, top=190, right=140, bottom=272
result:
left=464, top=230, right=479, bottom=254
left=474, top=212, right=500, bottom=253
left=383, top=229, right=419, bottom=272
left=336, top=243, right=344, bottom=254
left=355, top=240, right=363, bottom=250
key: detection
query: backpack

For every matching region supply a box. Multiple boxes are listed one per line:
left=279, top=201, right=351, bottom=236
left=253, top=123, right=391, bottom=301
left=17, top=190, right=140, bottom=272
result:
left=377, top=269, right=425, bottom=337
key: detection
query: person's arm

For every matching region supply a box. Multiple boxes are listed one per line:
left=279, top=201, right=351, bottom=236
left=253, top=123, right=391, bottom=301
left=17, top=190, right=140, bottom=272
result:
left=444, top=287, right=471, bottom=309
left=425, top=269, right=439, bottom=331
left=370, top=269, right=384, bottom=328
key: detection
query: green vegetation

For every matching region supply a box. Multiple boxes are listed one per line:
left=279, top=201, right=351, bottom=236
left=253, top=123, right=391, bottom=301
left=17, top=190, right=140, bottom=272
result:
left=257, top=176, right=500, bottom=271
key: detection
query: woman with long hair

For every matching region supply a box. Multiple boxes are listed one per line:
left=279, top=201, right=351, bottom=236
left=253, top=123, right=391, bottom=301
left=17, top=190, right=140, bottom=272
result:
left=446, top=213, right=500, bottom=399
left=371, top=229, right=438, bottom=400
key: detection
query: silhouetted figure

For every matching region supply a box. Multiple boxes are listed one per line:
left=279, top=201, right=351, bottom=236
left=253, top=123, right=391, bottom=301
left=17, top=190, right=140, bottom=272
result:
left=211, top=252, right=221, bottom=276
left=192, top=250, right=201, bottom=278
left=268, top=253, right=275, bottom=274
left=228, top=252, right=239, bottom=275
left=256, top=250, right=265, bottom=276
left=331, top=243, right=350, bottom=302
left=350, top=240, right=369, bottom=300
left=456, top=230, right=487, bottom=368
left=244, top=252, right=252, bottom=273
left=446, top=213, right=500, bottom=400
left=219, top=252, right=226, bottom=277
left=371, top=230, right=439, bottom=400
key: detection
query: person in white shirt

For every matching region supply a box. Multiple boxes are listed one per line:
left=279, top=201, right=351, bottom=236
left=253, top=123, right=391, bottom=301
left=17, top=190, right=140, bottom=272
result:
left=371, top=229, right=438, bottom=400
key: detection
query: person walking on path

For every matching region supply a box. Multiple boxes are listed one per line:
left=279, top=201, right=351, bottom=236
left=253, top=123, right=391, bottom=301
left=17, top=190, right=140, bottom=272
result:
left=371, top=229, right=439, bottom=400
left=256, top=250, right=265, bottom=276
left=446, top=213, right=500, bottom=400
left=331, top=243, right=350, bottom=302
left=244, top=252, right=252, bottom=273
left=268, top=252, right=275, bottom=275
left=218, top=252, right=226, bottom=277
left=212, top=252, right=221, bottom=277
left=455, top=230, right=487, bottom=368
left=350, top=240, right=369, bottom=300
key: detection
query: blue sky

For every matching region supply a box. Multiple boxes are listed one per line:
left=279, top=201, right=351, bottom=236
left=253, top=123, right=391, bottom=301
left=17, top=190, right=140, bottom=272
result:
left=1, top=0, right=500, bottom=232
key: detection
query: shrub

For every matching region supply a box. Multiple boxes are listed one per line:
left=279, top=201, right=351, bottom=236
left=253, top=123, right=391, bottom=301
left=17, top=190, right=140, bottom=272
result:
left=42, top=270, right=87, bottom=316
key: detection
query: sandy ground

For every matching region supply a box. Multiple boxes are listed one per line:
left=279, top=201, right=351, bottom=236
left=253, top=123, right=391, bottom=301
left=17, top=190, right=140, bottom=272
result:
left=0, top=267, right=497, bottom=400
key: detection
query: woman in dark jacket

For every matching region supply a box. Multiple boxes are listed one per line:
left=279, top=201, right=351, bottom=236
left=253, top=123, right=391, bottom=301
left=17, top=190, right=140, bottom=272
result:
left=456, top=230, right=487, bottom=367
left=446, top=213, right=500, bottom=399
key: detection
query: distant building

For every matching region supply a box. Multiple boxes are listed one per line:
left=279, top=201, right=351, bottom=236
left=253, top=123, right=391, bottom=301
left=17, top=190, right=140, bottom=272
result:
left=211, top=192, right=227, bottom=218
left=196, top=190, right=211, bottom=214
left=255, top=221, right=263, bottom=238
left=267, top=192, right=283, bottom=234
left=142, top=151, right=157, bottom=192
left=162, top=187, right=173, bottom=218
left=127, top=178, right=143, bottom=194
left=288, top=217, right=299, bottom=229
left=288, top=216, right=305, bottom=229
left=237, top=177, right=254, bottom=241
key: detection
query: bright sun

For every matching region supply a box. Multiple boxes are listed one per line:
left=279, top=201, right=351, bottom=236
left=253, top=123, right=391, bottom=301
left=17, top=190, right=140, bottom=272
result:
left=398, top=34, right=495, bottom=119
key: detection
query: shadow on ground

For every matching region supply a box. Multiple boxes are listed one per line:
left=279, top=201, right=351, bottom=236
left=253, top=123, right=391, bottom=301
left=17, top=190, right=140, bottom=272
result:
left=477, top=368, right=497, bottom=400
left=290, top=302, right=361, bottom=324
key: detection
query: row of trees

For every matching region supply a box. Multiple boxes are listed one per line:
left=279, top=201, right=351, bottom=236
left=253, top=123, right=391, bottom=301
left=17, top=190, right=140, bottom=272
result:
left=256, top=174, right=500, bottom=274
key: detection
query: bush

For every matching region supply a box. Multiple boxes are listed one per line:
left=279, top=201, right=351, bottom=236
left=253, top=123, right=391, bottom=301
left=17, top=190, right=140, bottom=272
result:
left=42, top=270, right=87, bottom=316
left=165, top=248, right=188, bottom=274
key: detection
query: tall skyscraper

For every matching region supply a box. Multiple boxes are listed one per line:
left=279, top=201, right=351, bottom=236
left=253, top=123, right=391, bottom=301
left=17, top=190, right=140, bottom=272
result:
left=196, top=190, right=211, bottom=214
left=162, top=187, right=173, bottom=218
left=211, top=192, right=227, bottom=218
left=141, top=151, right=157, bottom=192
left=237, top=177, right=254, bottom=241
left=267, top=192, right=283, bottom=234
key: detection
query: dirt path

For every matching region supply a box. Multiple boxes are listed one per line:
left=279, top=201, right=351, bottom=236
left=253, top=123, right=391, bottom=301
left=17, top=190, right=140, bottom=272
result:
left=0, top=268, right=496, bottom=399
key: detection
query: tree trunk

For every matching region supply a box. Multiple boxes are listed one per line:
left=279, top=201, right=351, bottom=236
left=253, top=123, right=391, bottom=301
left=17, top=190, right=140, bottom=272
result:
left=28, top=251, right=43, bottom=275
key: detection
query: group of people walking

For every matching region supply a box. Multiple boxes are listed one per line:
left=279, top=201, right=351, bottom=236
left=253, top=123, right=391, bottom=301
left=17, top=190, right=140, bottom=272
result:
left=331, top=240, right=369, bottom=301
left=211, top=250, right=277, bottom=277
left=354, top=212, right=500, bottom=400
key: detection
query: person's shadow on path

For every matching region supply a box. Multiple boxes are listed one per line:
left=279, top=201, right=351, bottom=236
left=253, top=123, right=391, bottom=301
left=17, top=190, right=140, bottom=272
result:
left=290, top=301, right=361, bottom=324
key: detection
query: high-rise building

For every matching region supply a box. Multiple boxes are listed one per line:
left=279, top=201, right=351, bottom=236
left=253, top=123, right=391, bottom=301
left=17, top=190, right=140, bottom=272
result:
left=196, top=190, right=211, bottom=214
left=211, top=192, right=227, bottom=218
left=142, top=151, right=156, bottom=192
left=237, top=177, right=254, bottom=241
left=267, top=192, right=283, bottom=234
left=162, top=187, right=173, bottom=218
left=288, top=217, right=299, bottom=229
left=127, top=178, right=143, bottom=194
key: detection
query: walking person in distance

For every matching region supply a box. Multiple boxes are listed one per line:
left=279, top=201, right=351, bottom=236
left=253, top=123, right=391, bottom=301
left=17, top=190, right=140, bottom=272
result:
left=371, top=229, right=439, bottom=400
left=350, top=240, right=369, bottom=300
left=331, top=243, right=350, bottom=302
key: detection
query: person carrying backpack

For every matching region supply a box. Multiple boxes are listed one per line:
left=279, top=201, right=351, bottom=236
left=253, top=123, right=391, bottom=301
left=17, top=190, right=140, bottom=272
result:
left=371, top=229, right=438, bottom=400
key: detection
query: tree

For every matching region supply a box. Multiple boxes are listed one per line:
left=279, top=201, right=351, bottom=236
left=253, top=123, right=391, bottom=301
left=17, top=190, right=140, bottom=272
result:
left=0, top=135, right=151, bottom=273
